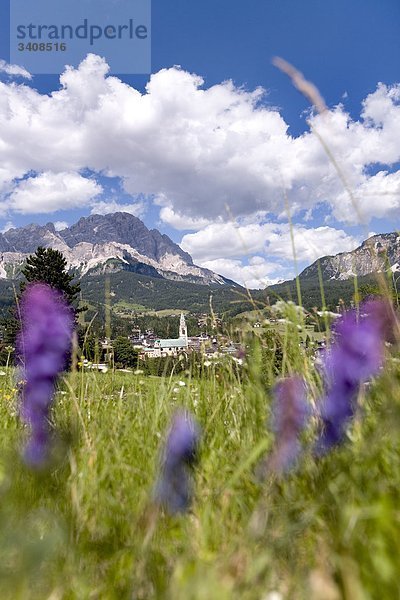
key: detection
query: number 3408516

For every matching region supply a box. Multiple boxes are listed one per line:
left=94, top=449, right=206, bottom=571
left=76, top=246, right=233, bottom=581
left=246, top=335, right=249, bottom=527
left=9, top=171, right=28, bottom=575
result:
left=18, top=42, right=67, bottom=52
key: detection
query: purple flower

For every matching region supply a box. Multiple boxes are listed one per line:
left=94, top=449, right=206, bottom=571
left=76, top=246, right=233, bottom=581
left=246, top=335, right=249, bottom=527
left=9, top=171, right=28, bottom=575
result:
left=316, top=301, right=390, bottom=453
left=331, top=308, right=383, bottom=380
left=362, top=298, right=398, bottom=344
left=17, top=283, right=74, bottom=467
left=268, top=376, right=309, bottom=473
left=155, top=411, right=201, bottom=514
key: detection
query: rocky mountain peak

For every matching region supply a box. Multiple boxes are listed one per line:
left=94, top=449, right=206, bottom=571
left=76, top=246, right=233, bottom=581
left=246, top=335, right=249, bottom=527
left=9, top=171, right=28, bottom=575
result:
left=1, top=221, right=60, bottom=253
left=299, top=231, right=400, bottom=281
left=60, top=212, right=193, bottom=264
left=0, top=212, right=233, bottom=286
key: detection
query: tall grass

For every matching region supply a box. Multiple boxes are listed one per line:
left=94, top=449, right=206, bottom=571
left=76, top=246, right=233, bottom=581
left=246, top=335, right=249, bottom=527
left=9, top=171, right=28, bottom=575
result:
left=0, top=312, right=399, bottom=599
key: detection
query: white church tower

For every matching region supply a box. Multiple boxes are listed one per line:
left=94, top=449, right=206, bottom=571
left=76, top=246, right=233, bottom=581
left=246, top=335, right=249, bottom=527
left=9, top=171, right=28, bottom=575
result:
left=179, top=313, right=188, bottom=347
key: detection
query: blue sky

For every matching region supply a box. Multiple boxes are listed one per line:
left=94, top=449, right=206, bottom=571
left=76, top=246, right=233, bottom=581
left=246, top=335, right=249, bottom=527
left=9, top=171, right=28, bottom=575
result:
left=0, top=0, right=400, bottom=287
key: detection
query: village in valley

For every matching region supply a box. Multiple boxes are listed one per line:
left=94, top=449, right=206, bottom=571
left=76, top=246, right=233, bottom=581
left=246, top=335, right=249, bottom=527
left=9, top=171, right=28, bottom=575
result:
left=89, top=312, right=244, bottom=371
left=85, top=300, right=334, bottom=373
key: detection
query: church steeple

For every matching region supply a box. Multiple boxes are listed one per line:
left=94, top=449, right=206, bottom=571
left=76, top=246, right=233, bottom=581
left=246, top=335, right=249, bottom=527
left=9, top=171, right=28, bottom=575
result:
left=179, top=313, right=188, bottom=345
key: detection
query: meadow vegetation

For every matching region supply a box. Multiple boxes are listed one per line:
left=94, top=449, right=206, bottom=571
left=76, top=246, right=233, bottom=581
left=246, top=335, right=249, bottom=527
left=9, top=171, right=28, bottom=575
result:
left=0, top=299, right=399, bottom=599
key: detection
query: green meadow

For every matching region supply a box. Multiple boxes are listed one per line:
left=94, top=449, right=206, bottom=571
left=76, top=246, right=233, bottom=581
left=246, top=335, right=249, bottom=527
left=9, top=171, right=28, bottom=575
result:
left=0, top=326, right=399, bottom=599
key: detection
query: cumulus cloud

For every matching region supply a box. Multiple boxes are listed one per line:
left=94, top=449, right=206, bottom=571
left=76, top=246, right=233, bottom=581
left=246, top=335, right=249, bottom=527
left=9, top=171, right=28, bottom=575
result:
left=184, top=221, right=360, bottom=287
left=181, top=221, right=359, bottom=264
left=0, top=60, right=32, bottom=79
left=0, top=54, right=399, bottom=225
left=159, top=206, right=212, bottom=231
left=6, top=172, right=102, bottom=214
left=1, top=54, right=400, bottom=285
left=333, top=170, right=400, bottom=223
left=202, top=256, right=282, bottom=289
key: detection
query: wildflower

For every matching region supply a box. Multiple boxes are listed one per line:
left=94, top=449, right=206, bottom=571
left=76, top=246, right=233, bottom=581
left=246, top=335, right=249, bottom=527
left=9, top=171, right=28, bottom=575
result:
left=362, top=298, right=398, bottom=344
left=155, top=410, right=201, bottom=514
left=316, top=300, right=393, bottom=453
left=17, top=283, right=74, bottom=467
left=268, top=376, right=309, bottom=473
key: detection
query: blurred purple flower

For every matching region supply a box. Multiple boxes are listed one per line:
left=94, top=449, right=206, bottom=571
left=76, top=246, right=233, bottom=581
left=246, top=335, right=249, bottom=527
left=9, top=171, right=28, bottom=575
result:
left=17, top=283, right=74, bottom=467
left=268, top=376, right=309, bottom=473
left=316, top=300, right=392, bottom=452
left=362, top=298, right=398, bottom=344
left=155, top=410, right=201, bottom=514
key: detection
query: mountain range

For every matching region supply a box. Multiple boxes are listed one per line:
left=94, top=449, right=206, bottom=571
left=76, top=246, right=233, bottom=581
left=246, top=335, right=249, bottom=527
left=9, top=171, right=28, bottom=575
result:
left=0, top=214, right=399, bottom=313
left=0, top=212, right=236, bottom=286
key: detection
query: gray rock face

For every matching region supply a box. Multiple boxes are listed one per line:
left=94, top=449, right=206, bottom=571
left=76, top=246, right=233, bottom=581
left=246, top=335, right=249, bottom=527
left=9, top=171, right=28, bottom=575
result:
left=60, top=212, right=193, bottom=265
left=300, top=233, right=400, bottom=280
left=0, top=212, right=233, bottom=286
left=0, top=235, right=11, bottom=252
left=2, top=223, right=61, bottom=253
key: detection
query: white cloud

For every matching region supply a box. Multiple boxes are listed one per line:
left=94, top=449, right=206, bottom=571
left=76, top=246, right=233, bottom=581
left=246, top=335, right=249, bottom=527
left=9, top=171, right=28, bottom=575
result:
left=0, top=54, right=398, bottom=226
left=1, top=221, right=15, bottom=234
left=159, top=206, right=212, bottom=231
left=7, top=172, right=102, bottom=214
left=333, top=169, right=400, bottom=223
left=269, top=224, right=359, bottom=262
left=181, top=221, right=359, bottom=264
left=54, top=221, right=69, bottom=231
left=201, top=257, right=281, bottom=289
left=90, top=199, right=146, bottom=217
left=0, top=60, right=32, bottom=80
left=182, top=221, right=272, bottom=261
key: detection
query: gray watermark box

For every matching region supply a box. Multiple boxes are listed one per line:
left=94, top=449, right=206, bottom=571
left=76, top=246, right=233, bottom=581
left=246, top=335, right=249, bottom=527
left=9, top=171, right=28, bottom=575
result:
left=10, top=0, right=151, bottom=75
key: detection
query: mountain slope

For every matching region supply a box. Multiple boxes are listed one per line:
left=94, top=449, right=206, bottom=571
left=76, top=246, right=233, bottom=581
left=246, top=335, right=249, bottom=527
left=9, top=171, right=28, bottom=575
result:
left=0, top=270, right=249, bottom=318
left=266, top=232, right=400, bottom=310
left=0, top=212, right=237, bottom=286
left=299, top=232, right=400, bottom=281
left=81, top=271, right=248, bottom=314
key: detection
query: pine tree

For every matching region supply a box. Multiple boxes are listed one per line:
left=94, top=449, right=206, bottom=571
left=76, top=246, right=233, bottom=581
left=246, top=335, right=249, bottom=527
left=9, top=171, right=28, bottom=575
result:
left=21, top=246, right=81, bottom=310
left=1, top=247, right=82, bottom=352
